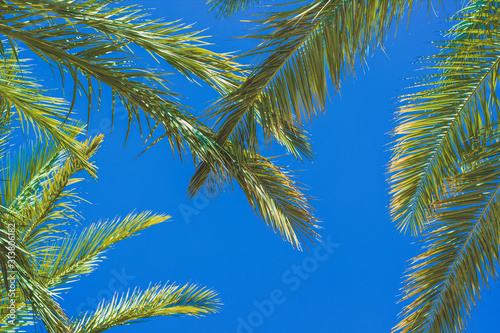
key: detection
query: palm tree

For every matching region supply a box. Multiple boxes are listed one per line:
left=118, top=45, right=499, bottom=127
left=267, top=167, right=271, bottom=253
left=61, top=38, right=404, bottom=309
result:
left=209, top=0, right=500, bottom=332
left=0, top=113, right=220, bottom=332
left=0, top=0, right=320, bottom=251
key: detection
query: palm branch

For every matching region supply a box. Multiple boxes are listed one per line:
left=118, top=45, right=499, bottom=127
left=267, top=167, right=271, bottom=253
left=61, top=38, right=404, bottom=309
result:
left=70, top=283, right=220, bottom=333
left=0, top=131, right=221, bottom=332
left=200, top=0, right=406, bottom=164
left=391, top=1, right=500, bottom=332
left=388, top=0, right=500, bottom=235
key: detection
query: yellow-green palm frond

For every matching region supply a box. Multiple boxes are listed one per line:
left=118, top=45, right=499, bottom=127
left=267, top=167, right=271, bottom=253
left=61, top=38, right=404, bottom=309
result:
left=1, top=0, right=243, bottom=95
left=70, top=283, right=220, bottom=333
left=18, top=135, right=103, bottom=249
left=208, top=0, right=264, bottom=18
left=189, top=143, right=320, bottom=250
left=0, top=222, right=70, bottom=333
left=0, top=134, right=102, bottom=333
left=37, top=212, right=169, bottom=292
left=1, top=141, right=64, bottom=209
left=0, top=0, right=245, bottom=159
left=0, top=53, right=91, bottom=172
left=203, top=0, right=405, bottom=161
left=393, top=136, right=500, bottom=333
left=388, top=0, right=500, bottom=235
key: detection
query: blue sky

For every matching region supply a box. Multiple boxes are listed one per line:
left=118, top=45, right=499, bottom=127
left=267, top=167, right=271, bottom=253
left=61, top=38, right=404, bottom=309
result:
left=22, top=0, right=500, bottom=332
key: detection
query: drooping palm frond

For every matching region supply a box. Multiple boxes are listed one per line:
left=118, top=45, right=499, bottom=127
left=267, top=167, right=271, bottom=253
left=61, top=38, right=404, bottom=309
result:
left=393, top=139, right=500, bottom=333
left=0, top=53, right=91, bottom=172
left=391, top=1, right=500, bottom=331
left=37, top=212, right=169, bottom=293
left=388, top=0, right=500, bottom=235
left=0, top=0, right=243, bottom=146
left=2, top=0, right=243, bottom=95
left=201, top=0, right=407, bottom=164
left=70, top=283, right=220, bottom=333
left=208, top=0, right=264, bottom=17
left=141, top=105, right=319, bottom=250
left=189, top=143, right=320, bottom=250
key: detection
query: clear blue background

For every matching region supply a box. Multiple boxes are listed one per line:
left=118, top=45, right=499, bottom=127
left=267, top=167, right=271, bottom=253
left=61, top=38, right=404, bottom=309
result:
left=22, top=0, right=500, bottom=332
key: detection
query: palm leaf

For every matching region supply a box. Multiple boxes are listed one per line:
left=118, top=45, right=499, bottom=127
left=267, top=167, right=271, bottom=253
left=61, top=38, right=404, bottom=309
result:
left=394, top=139, right=500, bottom=333
left=0, top=0, right=243, bottom=147
left=0, top=53, right=91, bottom=172
left=388, top=0, right=500, bottom=235
left=37, top=212, right=169, bottom=292
left=208, top=0, right=264, bottom=17
left=189, top=143, right=320, bottom=250
left=70, top=283, right=220, bottom=333
left=203, top=0, right=405, bottom=163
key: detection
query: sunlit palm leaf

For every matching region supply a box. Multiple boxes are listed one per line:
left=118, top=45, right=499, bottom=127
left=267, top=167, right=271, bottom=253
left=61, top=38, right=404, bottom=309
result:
left=388, top=0, right=500, bottom=235
left=0, top=53, right=91, bottom=172
left=204, top=0, right=405, bottom=161
left=0, top=0, right=243, bottom=159
left=189, top=143, right=320, bottom=250
left=70, top=283, right=220, bottom=333
left=392, top=1, right=500, bottom=331
left=208, top=0, right=264, bottom=17
left=394, top=138, right=500, bottom=333
left=37, top=212, right=169, bottom=292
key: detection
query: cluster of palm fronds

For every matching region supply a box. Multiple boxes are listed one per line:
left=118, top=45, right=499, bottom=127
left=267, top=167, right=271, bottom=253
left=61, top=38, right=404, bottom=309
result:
left=0, top=115, right=221, bottom=332
left=1, top=0, right=499, bottom=331
left=209, top=0, right=500, bottom=332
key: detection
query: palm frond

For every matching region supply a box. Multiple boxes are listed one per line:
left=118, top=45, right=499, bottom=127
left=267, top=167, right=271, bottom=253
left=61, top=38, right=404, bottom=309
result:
left=3, top=0, right=244, bottom=94
left=0, top=53, right=91, bottom=172
left=0, top=0, right=243, bottom=153
left=204, top=0, right=405, bottom=163
left=208, top=0, right=264, bottom=17
left=1, top=138, right=66, bottom=211
left=388, top=0, right=500, bottom=235
left=189, top=143, right=320, bottom=250
left=18, top=135, right=103, bottom=251
left=70, top=283, right=220, bottom=333
left=393, top=138, right=500, bottom=333
left=37, top=212, right=169, bottom=292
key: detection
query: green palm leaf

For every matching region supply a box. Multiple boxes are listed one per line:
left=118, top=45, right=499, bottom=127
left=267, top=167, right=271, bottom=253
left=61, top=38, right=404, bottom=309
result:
left=70, top=283, right=220, bottom=333
left=0, top=53, right=91, bottom=172
left=208, top=0, right=264, bottom=17
left=392, top=1, right=500, bottom=331
left=388, top=0, right=500, bottom=235
left=38, top=212, right=169, bottom=292
left=394, top=139, right=500, bottom=333
left=189, top=143, right=320, bottom=250
left=202, top=0, right=405, bottom=162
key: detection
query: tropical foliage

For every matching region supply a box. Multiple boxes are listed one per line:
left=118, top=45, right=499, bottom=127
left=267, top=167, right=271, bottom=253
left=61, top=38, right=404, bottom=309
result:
left=0, top=117, right=220, bottom=332
left=2, top=0, right=500, bottom=331
left=389, top=0, right=500, bottom=332
left=0, top=0, right=321, bottom=251
left=209, top=0, right=500, bottom=332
